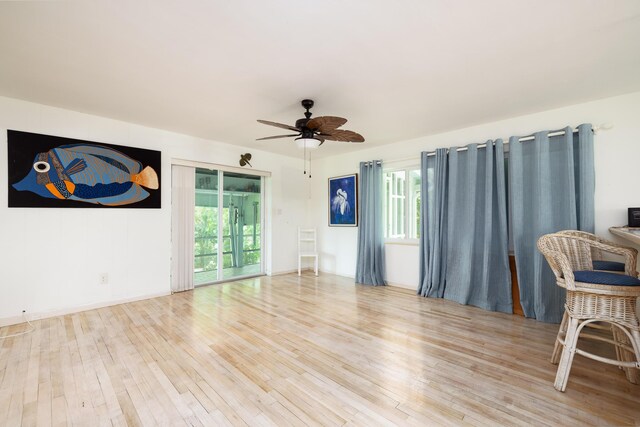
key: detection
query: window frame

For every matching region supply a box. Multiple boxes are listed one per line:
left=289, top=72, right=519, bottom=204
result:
left=383, top=165, right=421, bottom=245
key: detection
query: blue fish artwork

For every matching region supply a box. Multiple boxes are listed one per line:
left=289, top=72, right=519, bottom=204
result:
left=12, top=143, right=159, bottom=206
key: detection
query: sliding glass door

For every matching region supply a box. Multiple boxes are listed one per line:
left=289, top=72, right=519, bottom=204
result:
left=222, top=172, right=262, bottom=280
left=194, top=168, right=263, bottom=285
left=194, top=169, right=219, bottom=285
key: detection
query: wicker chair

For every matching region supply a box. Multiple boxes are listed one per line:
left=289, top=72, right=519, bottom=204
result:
left=537, top=232, right=640, bottom=391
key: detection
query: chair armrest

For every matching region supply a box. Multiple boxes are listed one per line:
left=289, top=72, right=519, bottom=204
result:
left=564, top=235, right=638, bottom=277
left=537, top=247, right=577, bottom=291
left=558, top=230, right=636, bottom=253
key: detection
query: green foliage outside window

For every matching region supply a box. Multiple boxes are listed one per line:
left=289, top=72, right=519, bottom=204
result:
left=194, top=206, right=261, bottom=273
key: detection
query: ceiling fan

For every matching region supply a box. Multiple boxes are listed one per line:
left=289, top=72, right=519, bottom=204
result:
left=257, top=99, right=365, bottom=147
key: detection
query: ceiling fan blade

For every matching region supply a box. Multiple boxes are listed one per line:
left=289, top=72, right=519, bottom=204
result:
left=256, top=134, right=300, bottom=141
left=306, top=116, right=347, bottom=132
left=318, top=129, right=365, bottom=143
left=257, top=119, right=300, bottom=132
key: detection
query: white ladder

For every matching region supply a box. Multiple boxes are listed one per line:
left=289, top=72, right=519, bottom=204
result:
left=298, top=228, right=318, bottom=276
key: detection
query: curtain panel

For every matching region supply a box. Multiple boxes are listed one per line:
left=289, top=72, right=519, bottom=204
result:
left=443, top=140, right=512, bottom=313
left=418, top=144, right=511, bottom=312
left=509, top=124, right=595, bottom=323
left=355, top=160, right=386, bottom=286
left=171, top=165, right=195, bottom=293
left=418, top=148, right=448, bottom=297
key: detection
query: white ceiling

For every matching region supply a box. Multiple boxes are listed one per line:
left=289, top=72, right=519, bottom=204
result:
left=1, top=1, right=639, bottom=159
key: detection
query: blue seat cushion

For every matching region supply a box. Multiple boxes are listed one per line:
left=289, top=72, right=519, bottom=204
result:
left=573, top=270, right=640, bottom=286
left=592, top=260, right=626, bottom=272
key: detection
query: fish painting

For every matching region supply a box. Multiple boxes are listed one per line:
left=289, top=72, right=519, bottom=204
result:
left=12, top=143, right=159, bottom=206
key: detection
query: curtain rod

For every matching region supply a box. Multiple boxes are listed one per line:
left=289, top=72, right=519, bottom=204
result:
left=362, top=160, right=382, bottom=166
left=424, top=126, right=594, bottom=157
left=380, top=123, right=611, bottom=165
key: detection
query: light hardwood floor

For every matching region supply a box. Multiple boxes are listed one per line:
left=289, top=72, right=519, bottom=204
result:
left=1, top=273, right=639, bottom=426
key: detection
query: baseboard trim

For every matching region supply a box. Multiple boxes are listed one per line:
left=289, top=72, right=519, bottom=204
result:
left=0, top=291, right=171, bottom=328
left=386, top=281, right=416, bottom=290
left=269, top=268, right=299, bottom=276
left=270, top=269, right=355, bottom=278
left=270, top=268, right=323, bottom=276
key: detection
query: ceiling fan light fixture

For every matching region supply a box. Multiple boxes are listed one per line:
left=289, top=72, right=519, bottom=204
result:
left=257, top=99, right=364, bottom=146
left=295, top=137, right=321, bottom=149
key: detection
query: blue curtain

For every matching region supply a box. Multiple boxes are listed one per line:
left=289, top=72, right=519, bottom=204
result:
left=443, top=141, right=512, bottom=312
left=509, top=124, right=594, bottom=322
left=418, top=149, right=448, bottom=297
left=355, top=160, right=386, bottom=286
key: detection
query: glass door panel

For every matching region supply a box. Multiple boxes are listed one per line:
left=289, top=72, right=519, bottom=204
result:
left=194, top=168, right=218, bottom=285
left=221, top=172, right=262, bottom=280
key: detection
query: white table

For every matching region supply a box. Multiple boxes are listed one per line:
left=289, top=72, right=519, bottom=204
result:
left=609, top=226, right=640, bottom=246
left=610, top=227, right=640, bottom=314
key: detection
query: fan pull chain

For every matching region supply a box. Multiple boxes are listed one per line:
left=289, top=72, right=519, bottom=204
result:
left=308, top=151, right=311, bottom=178
left=303, top=144, right=307, bottom=175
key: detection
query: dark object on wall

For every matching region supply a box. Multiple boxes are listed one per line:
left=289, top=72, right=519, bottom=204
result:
left=629, top=207, right=640, bottom=227
left=8, top=130, right=161, bottom=208
left=239, top=153, right=252, bottom=167
left=328, top=173, right=358, bottom=226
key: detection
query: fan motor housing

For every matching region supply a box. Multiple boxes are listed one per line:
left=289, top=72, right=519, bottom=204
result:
left=295, top=118, right=310, bottom=129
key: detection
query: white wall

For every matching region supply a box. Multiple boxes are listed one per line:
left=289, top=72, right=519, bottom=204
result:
left=310, top=91, right=640, bottom=289
left=3, top=90, right=639, bottom=323
left=0, top=96, right=308, bottom=325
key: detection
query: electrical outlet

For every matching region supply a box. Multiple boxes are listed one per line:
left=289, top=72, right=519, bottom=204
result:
left=99, top=273, right=109, bottom=285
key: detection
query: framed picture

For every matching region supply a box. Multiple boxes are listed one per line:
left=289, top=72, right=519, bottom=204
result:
left=328, top=173, right=358, bottom=226
left=7, top=130, right=161, bottom=208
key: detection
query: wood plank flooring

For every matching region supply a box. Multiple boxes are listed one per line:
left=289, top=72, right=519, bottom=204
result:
left=1, top=273, right=639, bottom=426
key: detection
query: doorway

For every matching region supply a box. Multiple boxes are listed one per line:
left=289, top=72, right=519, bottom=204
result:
left=194, top=168, right=264, bottom=285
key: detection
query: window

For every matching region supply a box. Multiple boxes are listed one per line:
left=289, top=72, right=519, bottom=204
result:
left=384, top=168, right=421, bottom=240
